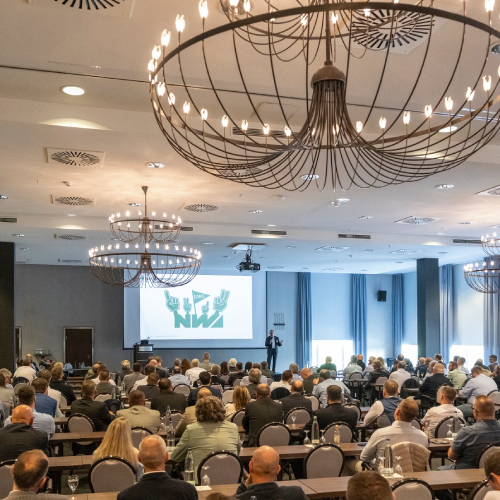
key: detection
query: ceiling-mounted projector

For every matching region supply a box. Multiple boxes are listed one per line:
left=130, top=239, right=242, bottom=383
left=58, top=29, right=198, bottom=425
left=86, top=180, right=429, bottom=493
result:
left=236, top=248, right=260, bottom=272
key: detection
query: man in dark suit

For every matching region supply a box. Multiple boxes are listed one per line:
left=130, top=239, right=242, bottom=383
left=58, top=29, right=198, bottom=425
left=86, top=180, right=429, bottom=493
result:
left=49, top=366, right=76, bottom=404
left=187, top=371, right=221, bottom=406
left=118, top=435, right=197, bottom=500
left=234, top=446, right=308, bottom=500
left=229, top=362, right=246, bottom=386
left=70, top=380, right=115, bottom=431
left=153, top=357, right=169, bottom=379
left=364, top=360, right=390, bottom=401
left=137, top=372, right=160, bottom=400
left=0, top=406, right=51, bottom=462
left=151, top=378, right=187, bottom=414
left=300, top=367, right=318, bottom=395
left=415, top=362, right=452, bottom=400
left=301, top=385, right=358, bottom=440
left=281, top=380, right=312, bottom=416
left=243, top=384, right=283, bottom=447
left=265, top=330, right=283, bottom=373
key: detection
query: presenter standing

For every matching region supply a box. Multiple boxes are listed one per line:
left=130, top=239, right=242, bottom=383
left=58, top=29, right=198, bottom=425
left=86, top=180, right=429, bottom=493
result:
left=265, top=330, right=283, bottom=373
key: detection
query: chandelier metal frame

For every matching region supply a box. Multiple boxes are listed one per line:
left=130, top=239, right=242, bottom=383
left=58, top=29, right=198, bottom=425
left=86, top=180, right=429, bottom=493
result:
left=464, top=259, right=500, bottom=294
left=150, top=1, right=500, bottom=191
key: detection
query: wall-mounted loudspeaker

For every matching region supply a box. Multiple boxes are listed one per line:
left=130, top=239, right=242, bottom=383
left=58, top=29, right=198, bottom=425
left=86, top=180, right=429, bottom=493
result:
left=377, top=290, right=387, bottom=302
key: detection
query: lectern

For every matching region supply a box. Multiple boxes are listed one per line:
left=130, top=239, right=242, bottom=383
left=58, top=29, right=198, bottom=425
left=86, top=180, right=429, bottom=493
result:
left=134, top=341, right=154, bottom=367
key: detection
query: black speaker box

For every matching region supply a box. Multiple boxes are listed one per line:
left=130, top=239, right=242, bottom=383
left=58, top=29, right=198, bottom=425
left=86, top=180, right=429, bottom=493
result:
left=377, top=290, right=387, bottom=302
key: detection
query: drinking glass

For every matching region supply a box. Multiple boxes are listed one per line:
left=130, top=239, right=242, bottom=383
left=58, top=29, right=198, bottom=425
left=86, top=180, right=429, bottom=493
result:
left=303, top=430, right=311, bottom=445
left=320, top=429, right=326, bottom=444
left=291, top=413, right=297, bottom=426
left=394, top=456, right=403, bottom=475
left=201, top=466, right=210, bottom=486
left=68, top=475, right=79, bottom=500
left=446, top=424, right=453, bottom=439
left=377, top=457, right=385, bottom=475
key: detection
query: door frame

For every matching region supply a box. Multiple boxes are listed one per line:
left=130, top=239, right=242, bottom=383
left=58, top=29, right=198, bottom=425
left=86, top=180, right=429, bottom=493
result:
left=15, top=326, right=22, bottom=361
left=63, top=326, right=94, bottom=365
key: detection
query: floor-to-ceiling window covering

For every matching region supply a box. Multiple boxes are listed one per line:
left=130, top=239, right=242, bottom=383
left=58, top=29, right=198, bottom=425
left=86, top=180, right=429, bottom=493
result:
left=297, top=272, right=312, bottom=367
left=392, top=274, right=404, bottom=357
left=440, top=264, right=454, bottom=361
left=352, top=275, right=367, bottom=359
left=484, top=258, right=500, bottom=359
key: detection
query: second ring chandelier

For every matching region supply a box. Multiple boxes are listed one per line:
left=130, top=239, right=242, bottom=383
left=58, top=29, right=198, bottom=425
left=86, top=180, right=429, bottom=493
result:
left=149, top=0, right=500, bottom=191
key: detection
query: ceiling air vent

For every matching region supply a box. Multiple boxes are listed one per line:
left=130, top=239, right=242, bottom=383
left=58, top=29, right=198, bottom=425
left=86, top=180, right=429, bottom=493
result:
left=476, top=185, right=500, bottom=197
left=251, top=229, right=287, bottom=236
left=154, top=225, right=193, bottom=231
left=230, top=243, right=266, bottom=251
left=338, top=234, right=371, bottom=239
left=394, top=216, right=441, bottom=225
left=0, top=217, right=17, bottom=223
left=51, top=195, right=95, bottom=206
left=315, top=246, right=350, bottom=252
left=47, top=148, right=104, bottom=167
left=267, top=266, right=285, bottom=269
left=452, top=239, right=482, bottom=245
left=184, top=204, right=218, bottom=213
left=58, top=259, right=83, bottom=263
left=390, top=249, right=421, bottom=254
left=56, top=234, right=87, bottom=241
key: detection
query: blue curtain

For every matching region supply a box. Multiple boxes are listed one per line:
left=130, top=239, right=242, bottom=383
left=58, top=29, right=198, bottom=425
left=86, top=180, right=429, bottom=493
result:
left=439, top=264, right=454, bottom=361
left=484, top=258, right=500, bottom=358
left=297, top=272, right=312, bottom=367
left=392, top=274, right=404, bottom=357
left=351, top=275, right=367, bottom=359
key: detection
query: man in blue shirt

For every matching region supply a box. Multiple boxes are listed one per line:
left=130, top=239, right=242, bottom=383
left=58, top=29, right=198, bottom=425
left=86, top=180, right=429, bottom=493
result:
left=312, top=370, right=350, bottom=407
left=449, top=395, right=500, bottom=469
left=32, top=379, right=57, bottom=418
left=457, top=366, right=498, bottom=418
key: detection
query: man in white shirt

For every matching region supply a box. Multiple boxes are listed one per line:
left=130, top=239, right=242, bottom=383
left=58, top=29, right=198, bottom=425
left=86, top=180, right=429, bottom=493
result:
left=313, top=370, right=350, bottom=407
left=359, top=399, right=428, bottom=466
left=13, top=360, right=36, bottom=383
left=185, top=359, right=204, bottom=384
left=389, top=361, right=411, bottom=391
left=458, top=357, right=470, bottom=376
left=241, top=364, right=268, bottom=387
left=269, top=370, right=293, bottom=392
left=458, top=366, right=498, bottom=418
left=484, top=451, right=500, bottom=500
left=364, top=380, right=401, bottom=426
left=421, top=386, right=463, bottom=437
left=343, top=356, right=363, bottom=379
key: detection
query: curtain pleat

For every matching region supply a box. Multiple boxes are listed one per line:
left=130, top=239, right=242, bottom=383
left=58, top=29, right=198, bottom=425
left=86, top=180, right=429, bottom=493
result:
left=439, top=264, right=454, bottom=361
left=351, top=275, right=367, bottom=359
left=392, top=274, right=404, bottom=357
left=297, top=272, right=312, bottom=367
left=484, top=258, right=500, bottom=359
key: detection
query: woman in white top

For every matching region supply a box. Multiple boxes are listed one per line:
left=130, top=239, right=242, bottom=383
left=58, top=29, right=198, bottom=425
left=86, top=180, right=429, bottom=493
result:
left=225, top=385, right=251, bottom=420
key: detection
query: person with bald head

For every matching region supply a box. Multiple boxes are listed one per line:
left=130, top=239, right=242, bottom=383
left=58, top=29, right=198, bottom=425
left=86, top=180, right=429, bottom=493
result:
left=280, top=380, right=312, bottom=415
left=233, top=446, right=308, bottom=500
left=175, top=387, right=212, bottom=437
left=415, top=361, right=453, bottom=402
left=0, top=405, right=50, bottom=462
left=118, top=435, right=197, bottom=500
left=242, top=384, right=283, bottom=447
left=117, top=390, right=160, bottom=433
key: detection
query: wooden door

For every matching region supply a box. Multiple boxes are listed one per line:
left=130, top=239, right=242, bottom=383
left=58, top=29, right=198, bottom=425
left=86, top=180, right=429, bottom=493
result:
left=64, top=328, right=93, bottom=368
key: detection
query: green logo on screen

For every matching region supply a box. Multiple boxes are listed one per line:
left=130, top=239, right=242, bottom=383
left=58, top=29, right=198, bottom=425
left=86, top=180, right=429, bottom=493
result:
left=164, top=289, right=230, bottom=328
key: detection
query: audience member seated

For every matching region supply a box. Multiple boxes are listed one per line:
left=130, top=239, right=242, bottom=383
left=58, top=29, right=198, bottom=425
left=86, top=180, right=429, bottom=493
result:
left=421, top=386, right=463, bottom=438
left=343, top=356, right=363, bottom=379
left=313, top=370, right=350, bottom=407
left=447, top=395, right=500, bottom=469
left=188, top=371, right=222, bottom=406
left=0, top=406, right=50, bottom=462
left=169, top=358, right=181, bottom=373
left=50, top=366, right=76, bottom=404
left=151, top=378, right=187, bottom=414
left=137, top=372, right=160, bottom=400
left=447, top=361, right=467, bottom=389
left=118, top=435, right=197, bottom=500
left=363, top=380, right=402, bottom=426
left=289, top=364, right=301, bottom=381
left=13, top=359, right=36, bottom=384
left=70, top=380, right=115, bottom=431
left=0, top=368, right=14, bottom=389
left=364, top=361, right=390, bottom=401
left=209, top=365, right=226, bottom=388
left=91, top=364, right=116, bottom=386
left=357, top=355, right=366, bottom=371
left=31, top=378, right=57, bottom=419
left=302, top=385, right=357, bottom=440
left=269, top=370, right=293, bottom=392
left=92, top=417, right=144, bottom=479
left=176, top=387, right=212, bottom=437
left=243, top=384, right=283, bottom=447
left=280, top=380, right=312, bottom=415
left=36, top=370, right=62, bottom=408
left=199, top=352, right=215, bottom=371
left=362, top=357, right=376, bottom=376
left=245, top=369, right=264, bottom=398
left=476, top=358, right=490, bottom=371
left=316, top=356, right=336, bottom=373
left=435, top=354, right=446, bottom=366
left=398, top=353, right=414, bottom=370
left=115, top=360, right=132, bottom=384
left=131, top=365, right=156, bottom=392
left=416, top=357, right=428, bottom=379
left=240, top=364, right=267, bottom=387
left=458, top=357, right=470, bottom=376
left=181, top=358, right=191, bottom=375
left=490, top=355, right=499, bottom=372
left=5, top=386, right=54, bottom=438
left=457, top=366, right=498, bottom=418
left=493, top=365, right=500, bottom=391
left=171, top=396, right=239, bottom=483
left=95, top=369, right=115, bottom=395
left=359, top=399, right=427, bottom=467
left=169, top=366, right=190, bottom=388
left=185, top=359, right=204, bottom=384
left=414, top=362, right=452, bottom=402
left=389, top=361, right=411, bottom=390
left=300, top=368, right=317, bottom=395
left=225, top=386, right=251, bottom=420
left=346, top=471, right=393, bottom=500
left=85, top=363, right=100, bottom=381
left=152, top=356, right=168, bottom=379
left=0, top=372, right=15, bottom=417
left=123, top=362, right=146, bottom=394
left=244, top=362, right=253, bottom=373
left=423, top=360, right=436, bottom=380
left=219, top=361, right=230, bottom=378
left=228, top=358, right=237, bottom=373
left=117, top=390, right=160, bottom=433
left=484, top=451, right=500, bottom=500
left=389, top=360, right=398, bottom=374
left=229, top=363, right=246, bottom=386
left=233, top=446, right=308, bottom=500
left=260, top=361, right=274, bottom=378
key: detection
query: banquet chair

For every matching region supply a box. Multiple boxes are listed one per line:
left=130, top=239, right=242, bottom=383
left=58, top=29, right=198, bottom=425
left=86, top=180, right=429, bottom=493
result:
left=0, top=461, right=15, bottom=499
left=95, top=394, right=112, bottom=403
left=305, top=395, right=320, bottom=411
left=222, top=389, right=234, bottom=405
left=173, top=384, right=191, bottom=397
left=257, top=423, right=291, bottom=446
left=343, top=404, right=361, bottom=421
left=467, top=480, right=493, bottom=500
left=392, top=478, right=435, bottom=500
left=231, top=409, right=245, bottom=427
left=303, top=444, right=344, bottom=478
left=477, top=442, right=500, bottom=468
left=434, top=415, right=465, bottom=438
left=131, top=427, right=153, bottom=448
left=197, top=451, right=243, bottom=486
left=67, top=413, right=96, bottom=455
left=323, top=422, right=355, bottom=443
left=284, top=407, right=311, bottom=425
left=89, top=457, right=137, bottom=493
left=376, top=414, right=391, bottom=428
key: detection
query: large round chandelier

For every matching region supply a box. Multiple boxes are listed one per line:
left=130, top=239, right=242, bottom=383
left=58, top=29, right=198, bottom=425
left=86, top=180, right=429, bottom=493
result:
left=89, top=187, right=201, bottom=287
left=149, top=0, right=500, bottom=191
left=464, top=259, right=500, bottom=294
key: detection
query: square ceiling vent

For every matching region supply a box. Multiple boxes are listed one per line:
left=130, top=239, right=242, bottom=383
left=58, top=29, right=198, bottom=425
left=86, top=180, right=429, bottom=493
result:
left=28, top=0, right=134, bottom=18
left=47, top=148, right=105, bottom=168
left=394, top=216, right=441, bottom=225
left=476, top=185, right=500, bottom=197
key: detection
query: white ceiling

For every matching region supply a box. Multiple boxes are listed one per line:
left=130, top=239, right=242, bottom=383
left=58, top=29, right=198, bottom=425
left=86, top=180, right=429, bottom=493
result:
left=1, top=0, right=499, bottom=275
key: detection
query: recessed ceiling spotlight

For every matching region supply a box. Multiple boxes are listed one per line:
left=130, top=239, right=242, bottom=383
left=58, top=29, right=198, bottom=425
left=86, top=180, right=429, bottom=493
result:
left=337, top=198, right=350, bottom=202
left=222, top=256, right=230, bottom=259
left=435, top=184, right=454, bottom=189
left=111, top=238, right=120, bottom=241
left=358, top=216, right=373, bottom=220
left=395, top=261, right=403, bottom=264
left=129, top=203, right=142, bottom=207
left=26, top=259, right=35, bottom=263
left=61, top=86, right=85, bottom=96
left=146, top=162, right=165, bottom=169
left=19, top=248, right=30, bottom=251
left=361, top=269, right=368, bottom=271
left=286, top=245, right=296, bottom=248
left=301, top=174, right=319, bottom=180
left=268, top=224, right=276, bottom=227
left=249, top=209, right=263, bottom=213
left=202, top=242, right=214, bottom=245
left=364, top=249, right=374, bottom=252
left=13, top=234, right=24, bottom=237
left=458, top=221, right=471, bottom=225
left=0, top=195, right=8, bottom=200
left=437, top=232, right=445, bottom=235
left=438, top=252, right=448, bottom=254
left=67, top=214, right=76, bottom=217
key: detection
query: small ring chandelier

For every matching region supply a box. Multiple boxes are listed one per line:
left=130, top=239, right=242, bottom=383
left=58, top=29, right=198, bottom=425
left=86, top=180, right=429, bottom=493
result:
left=89, top=186, right=201, bottom=288
left=149, top=0, right=500, bottom=191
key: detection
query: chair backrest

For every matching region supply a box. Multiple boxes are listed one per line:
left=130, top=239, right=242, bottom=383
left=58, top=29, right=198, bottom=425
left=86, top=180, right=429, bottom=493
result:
left=411, top=375, right=420, bottom=383
left=232, top=378, right=242, bottom=387
left=267, top=378, right=273, bottom=386
left=168, top=412, right=183, bottom=428
left=89, top=457, right=137, bottom=493
left=343, top=404, right=361, bottom=421
left=467, top=479, right=493, bottom=500
left=377, top=376, right=389, bottom=385
left=323, top=422, right=354, bottom=443
left=392, top=478, right=435, bottom=500
left=13, top=377, right=29, bottom=386
left=130, top=427, right=153, bottom=448
left=95, top=394, right=112, bottom=403
left=0, top=461, right=15, bottom=499
left=173, top=384, right=191, bottom=397
left=284, top=407, right=311, bottom=425
left=14, top=383, right=29, bottom=395
left=67, top=413, right=95, bottom=445
left=211, top=384, right=222, bottom=393
left=376, top=414, right=391, bottom=428
left=488, top=390, right=500, bottom=411
left=59, top=395, right=68, bottom=408
left=350, top=372, right=362, bottom=380
left=402, top=378, right=419, bottom=389
left=434, top=416, right=465, bottom=438
left=305, top=395, right=320, bottom=411
left=477, top=442, right=500, bottom=468
left=330, top=370, right=337, bottom=379
left=231, top=410, right=245, bottom=427
left=197, top=451, right=243, bottom=486
left=220, top=375, right=230, bottom=384
left=411, top=419, right=421, bottom=430
left=304, top=444, right=344, bottom=478
left=222, top=389, right=234, bottom=405
left=257, top=422, right=291, bottom=446
left=271, top=387, right=291, bottom=400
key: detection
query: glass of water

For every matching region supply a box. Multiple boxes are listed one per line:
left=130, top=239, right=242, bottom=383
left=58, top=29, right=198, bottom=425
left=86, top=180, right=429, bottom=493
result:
left=68, top=475, right=79, bottom=500
left=201, top=465, right=210, bottom=486
left=394, top=456, right=403, bottom=475
left=320, top=429, right=326, bottom=444
left=291, top=413, right=297, bottom=426
left=303, top=430, right=311, bottom=445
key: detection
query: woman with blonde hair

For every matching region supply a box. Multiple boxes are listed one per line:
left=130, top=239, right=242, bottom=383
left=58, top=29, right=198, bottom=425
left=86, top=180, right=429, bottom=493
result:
left=92, top=417, right=143, bottom=478
left=225, top=385, right=251, bottom=419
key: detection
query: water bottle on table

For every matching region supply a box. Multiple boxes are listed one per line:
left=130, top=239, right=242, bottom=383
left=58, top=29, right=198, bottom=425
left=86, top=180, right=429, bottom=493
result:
left=312, top=416, right=320, bottom=444
left=184, top=448, right=195, bottom=485
left=383, top=438, right=393, bottom=477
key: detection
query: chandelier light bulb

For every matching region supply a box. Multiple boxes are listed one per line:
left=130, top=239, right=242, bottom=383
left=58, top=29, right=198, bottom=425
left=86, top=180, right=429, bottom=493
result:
left=168, top=93, right=176, bottom=106
left=242, top=119, right=249, bottom=132
left=356, top=121, right=363, bottom=133
left=201, top=108, right=208, bottom=120
left=301, top=14, right=308, bottom=26
left=183, top=101, right=191, bottom=114
left=125, top=211, right=130, bottom=217
left=403, top=111, right=410, bottom=125
left=229, top=0, right=238, bottom=5
left=486, top=0, right=495, bottom=12
left=175, top=15, right=186, bottom=33
left=263, top=124, right=270, bottom=135
left=379, top=117, right=387, bottom=129
left=199, top=0, right=208, bottom=19
left=425, top=104, right=432, bottom=118
left=466, top=87, right=475, bottom=101
left=157, top=82, right=166, bottom=96
left=243, top=0, right=251, bottom=13
left=152, top=45, right=162, bottom=61
left=332, top=13, right=338, bottom=23
left=161, top=29, right=171, bottom=47
left=148, top=59, right=155, bottom=73
left=444, top=96, right=453, bottom=111
left=333, top=123, right=340, bottom=135
left=284, top=125, right=292, bottom=137
left=483, top=75, right=492, bottom=91
left=222, top=115, right=229, bottom=127
left=364, top=8, right=371, bottom=16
